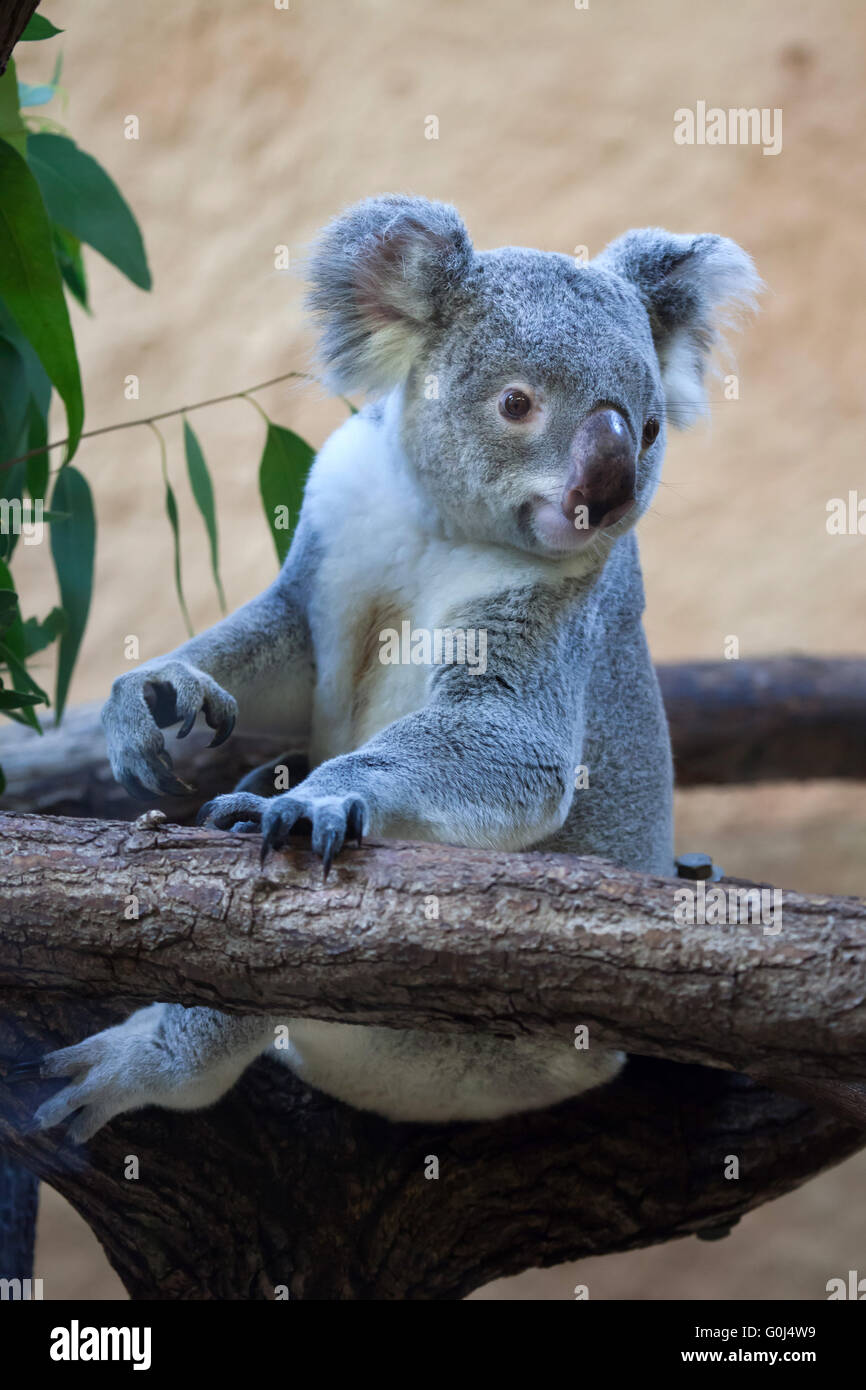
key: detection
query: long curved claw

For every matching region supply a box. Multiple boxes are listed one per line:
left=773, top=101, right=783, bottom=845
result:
left=154, top=756, right=194, bottom=797
left=260, top=816, right=285, bottom=866
left=345, top=799, right=365, bottom=847
left=319, top=828, right=340, bottom=881
left=120, top=770, right=159, bottom=802
left=7, top=1060, right=43, bottom=1082
left=176, top=709, right=197, bottom=740
left=207, top=709, right=236, bottom=749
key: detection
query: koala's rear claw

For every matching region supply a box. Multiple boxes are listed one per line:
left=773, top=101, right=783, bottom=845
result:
left=7, top=1059, right=43, bottom=1082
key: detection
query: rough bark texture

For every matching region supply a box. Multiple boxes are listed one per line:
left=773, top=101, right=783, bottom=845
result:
left=1, top=810, right=865, bottom=1298
left=0, top=0, right=39, bottom=74
left=2, top=810, right=866, bottom=1079
left=0, top=1153, right=37, bottom=1282
left=1, top=656, right=863, bottom=824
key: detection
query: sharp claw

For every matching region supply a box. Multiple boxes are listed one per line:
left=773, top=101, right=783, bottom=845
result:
left=260, top=818, right=283, bottom=867
left=156, top=771, right=194, bottom=797
left=7, top=1060, right=43, bottom=1082
left=320, top=829, right=339, bottom=881
left=208, top=710, right=236, bottom=749
left=346, top=800, right=365, bottom=847
left=121, top=772, right=158, bottom=802
left=176, top=710, right=198, bottom=739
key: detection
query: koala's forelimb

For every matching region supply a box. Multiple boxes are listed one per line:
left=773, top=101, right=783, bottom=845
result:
left=102, top=527, right=317, bottom=800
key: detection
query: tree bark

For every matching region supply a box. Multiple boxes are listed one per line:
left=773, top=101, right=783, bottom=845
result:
left=1, top=656, right=863, bottom=824
left=1, top=810, right=865, bottom=1298
left=0, top=1152, right=37, bottom=1284
left=1, top=810, right=866, bottom=1081
left=0, top=0, right=40, bottom=74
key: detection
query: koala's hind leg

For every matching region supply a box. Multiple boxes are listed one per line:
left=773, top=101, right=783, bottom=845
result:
left=25, top=1005, right=278, bottom=1144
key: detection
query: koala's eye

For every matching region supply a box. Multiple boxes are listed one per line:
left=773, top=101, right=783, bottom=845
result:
left=642, top=416, right=660, bottom=449
left=499, top=388, right=533, bottom=421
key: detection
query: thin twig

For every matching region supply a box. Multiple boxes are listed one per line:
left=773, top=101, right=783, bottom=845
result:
left=0, top=370, right=316, bottom=474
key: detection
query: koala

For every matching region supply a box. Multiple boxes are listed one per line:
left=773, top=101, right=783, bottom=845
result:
left=24, top=196, right=758, bottom=1143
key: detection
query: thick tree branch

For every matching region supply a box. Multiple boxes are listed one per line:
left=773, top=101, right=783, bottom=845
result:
left=1, top=810, right=865, bottom=1081
left=1, top=656, right=863, bottom=825
left=1, top=811, right=865, bottom=1297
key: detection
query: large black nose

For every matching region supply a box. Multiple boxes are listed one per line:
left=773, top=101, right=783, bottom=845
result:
left=561, top=408, right=636, bottom=530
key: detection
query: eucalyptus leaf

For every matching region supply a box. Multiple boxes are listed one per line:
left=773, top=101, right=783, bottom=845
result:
left=184, top=418, right=225, bottom=612
left=0, top=62, right=27, bottom=158
left=0, top=138, right=83, bottom=459
left=50, top=465, right=95, bottom=721
left=21, top=15, right=64, bottom=40
left=258, top=423, right=314, bottom=565
left=28, top=132, right=152, bottom=290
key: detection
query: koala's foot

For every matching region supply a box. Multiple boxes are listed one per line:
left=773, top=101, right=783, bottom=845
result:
left=102, top=659, right=237, bottom=800
left=17, top=1009, right=181, bottom=1144
left=14, top=1004, right=274, bottom=1145
left=197, top=789, right=366, bottom=877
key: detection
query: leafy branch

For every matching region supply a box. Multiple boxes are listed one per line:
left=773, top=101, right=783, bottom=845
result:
left=0, top=16, right=329, bottom=793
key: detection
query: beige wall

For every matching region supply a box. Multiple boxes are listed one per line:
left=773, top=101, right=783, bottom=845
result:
left=15, top=0, right=866, bottom=1299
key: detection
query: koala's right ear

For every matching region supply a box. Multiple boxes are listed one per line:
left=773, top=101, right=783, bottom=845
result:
left=306, top=195, right=474, bottom=394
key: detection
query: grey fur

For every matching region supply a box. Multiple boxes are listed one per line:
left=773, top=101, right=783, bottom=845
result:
left=32, top=198, right=757, bottom=1138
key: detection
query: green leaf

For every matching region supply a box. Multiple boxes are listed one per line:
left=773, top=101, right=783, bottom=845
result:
left=0, top=336, right=29, bottom=460
left=184, top=418, right=226, bottom=613
left=52, top=224, right=89, bottom=311
left=0, top=638, right=48, bottom=707
left=0, top=62, right=27, bottom=158
left=25, top=397, right=49, bottom=500
left=150, top=424, right=191, bottom=636
left=258, top=423, right=315, bottom=565
left=0, top=565, right=43, bottom=731
left=27, top=133, right=152, bottom=290
left=21, top=14, right=64, bottom=40
left=164, top=476, right=192, bottom=636
left=0, top=138, right=83, bottom=460
left=0, top=461, right=27, bottom=561
left=0, top=588, right=19, bottom=633
left=0, top=686, right=44, bottom=710
left=49, top=465, right=95, bottom=721
left=21, top=605, right=65, bottom=657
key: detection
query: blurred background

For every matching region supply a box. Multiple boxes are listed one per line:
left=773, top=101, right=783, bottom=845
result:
left=13, top=0, right=866, bottom=1298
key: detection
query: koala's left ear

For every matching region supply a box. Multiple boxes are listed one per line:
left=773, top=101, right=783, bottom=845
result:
left=595, top=229, right=761, bottom=426
left=306, top=195, right=474, bottom=394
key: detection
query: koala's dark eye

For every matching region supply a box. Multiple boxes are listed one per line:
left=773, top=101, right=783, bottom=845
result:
left=642, top=416, right=660, bottom=449
left=499, top=389, right=533, bottom=421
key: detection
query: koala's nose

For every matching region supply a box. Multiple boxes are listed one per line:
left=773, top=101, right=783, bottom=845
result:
left=561, top=408, right=636, bottom=530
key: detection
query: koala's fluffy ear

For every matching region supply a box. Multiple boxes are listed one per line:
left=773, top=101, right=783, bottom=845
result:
left=595, top=229, right=761, bottom=427
left=306, top=195, right=474, bottom=394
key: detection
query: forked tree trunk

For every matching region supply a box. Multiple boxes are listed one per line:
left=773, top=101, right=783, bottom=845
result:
left=1, top=811, right=864, bottom=1298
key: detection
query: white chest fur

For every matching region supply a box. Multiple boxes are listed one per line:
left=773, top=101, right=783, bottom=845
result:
left=301, top=405, right=586, bottom=765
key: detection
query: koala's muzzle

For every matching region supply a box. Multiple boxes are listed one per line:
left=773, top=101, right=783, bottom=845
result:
left=561, top=408, right=636, bottom=530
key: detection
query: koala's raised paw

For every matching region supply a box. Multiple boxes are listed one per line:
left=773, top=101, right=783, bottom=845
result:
left=102, top=660, right=237, bottom=801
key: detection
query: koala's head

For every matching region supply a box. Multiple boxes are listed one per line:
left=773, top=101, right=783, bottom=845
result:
left=307, top=195, right=759, bottom=559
